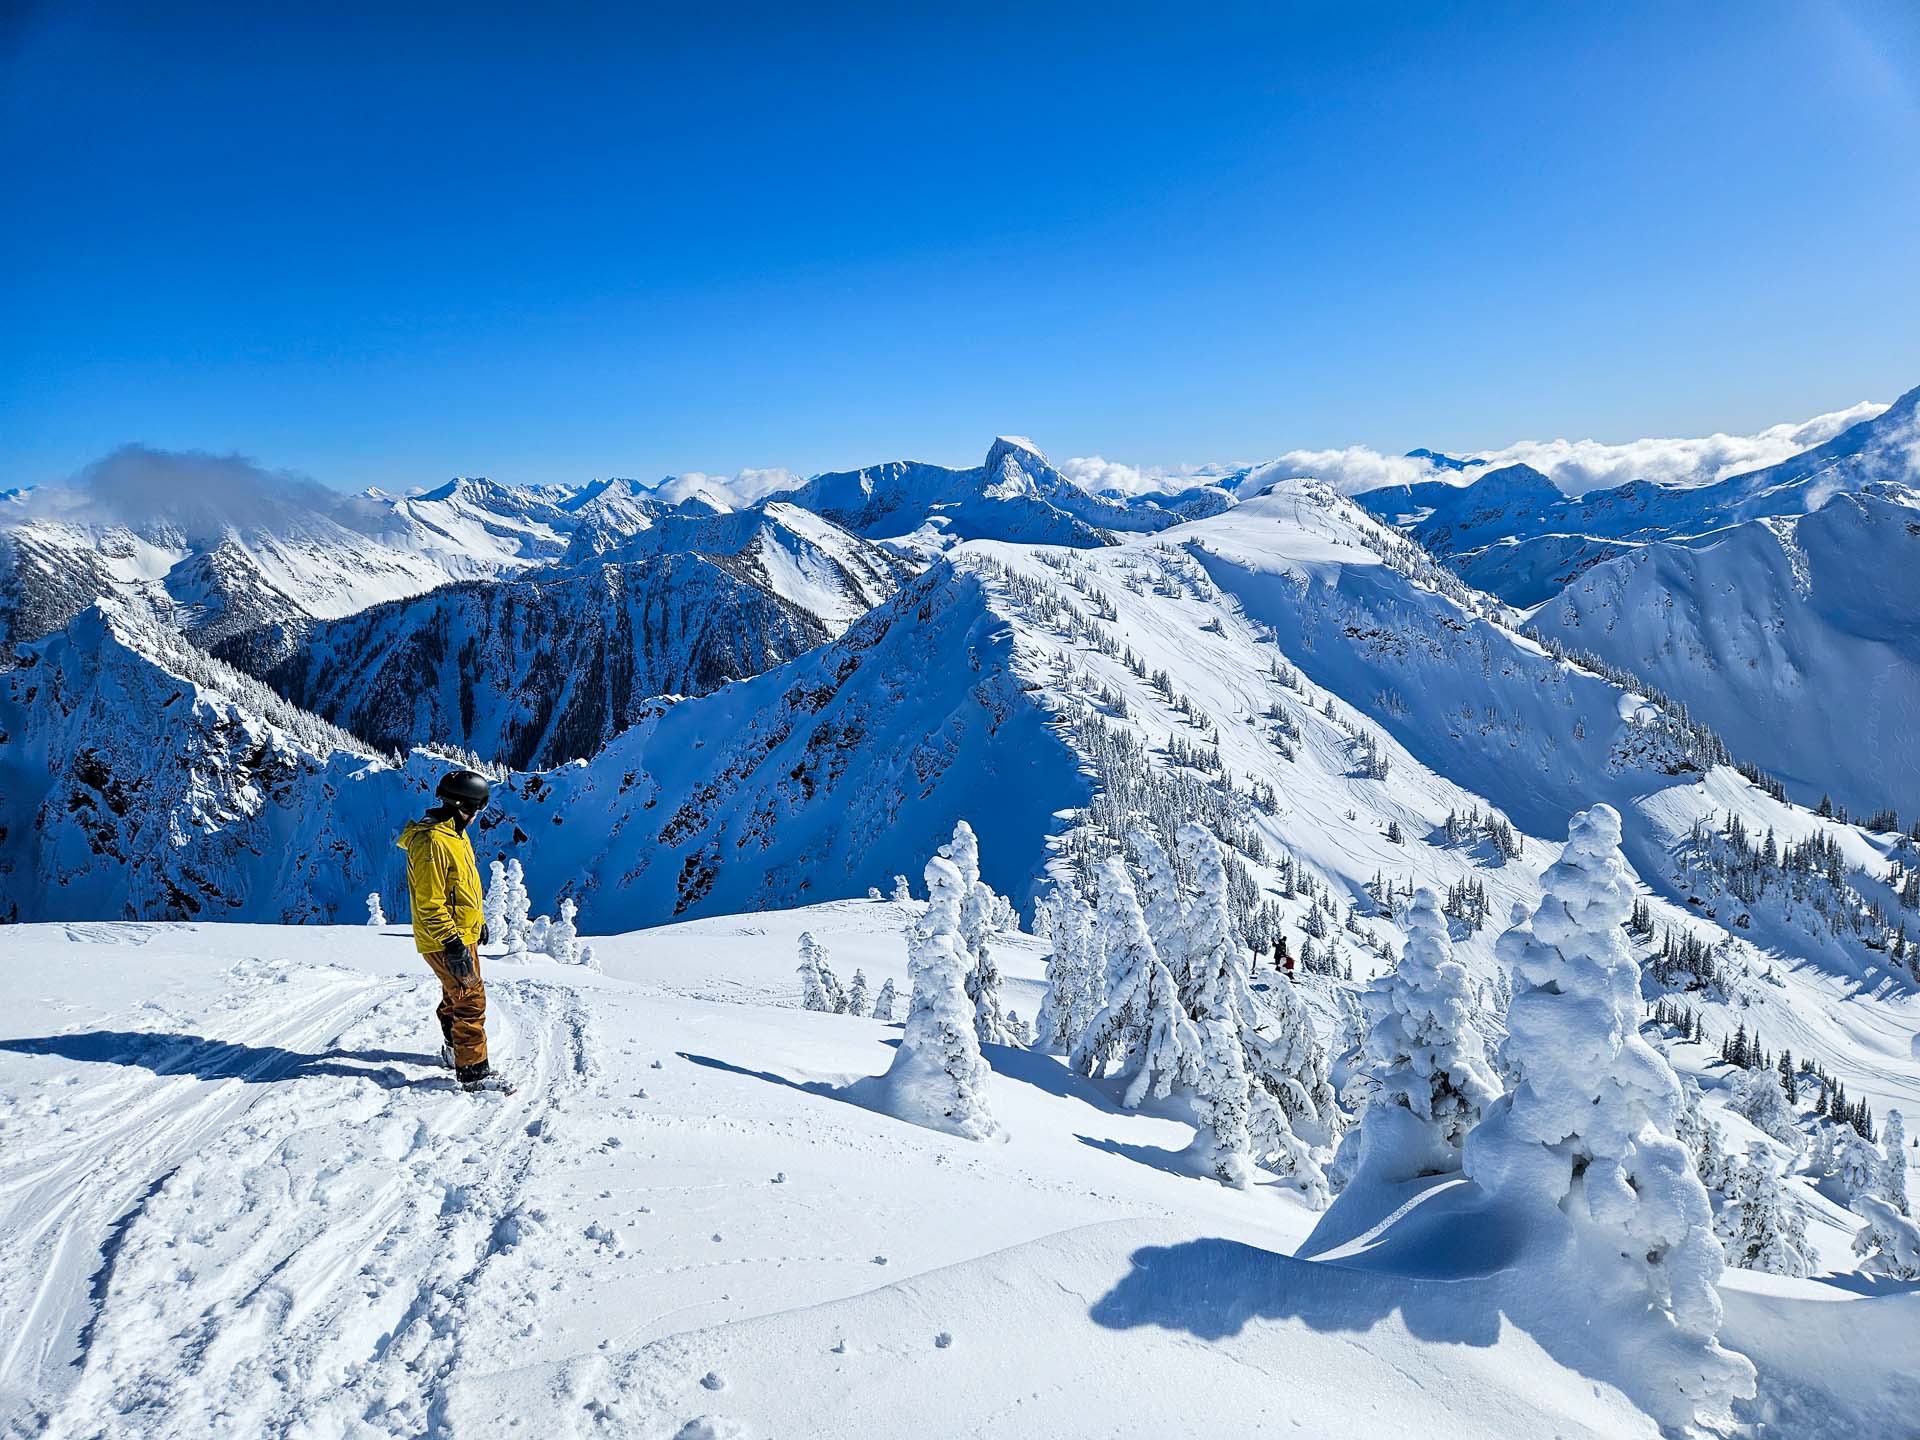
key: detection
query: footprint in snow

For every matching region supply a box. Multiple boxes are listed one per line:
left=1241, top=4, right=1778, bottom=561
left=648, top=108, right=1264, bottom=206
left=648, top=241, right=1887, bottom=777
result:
left=675, top=1419, right=747, bottom=1440
left=934, top=1332, right=952, bottom=1349
left=699, top=1371, right=727, bottom=1391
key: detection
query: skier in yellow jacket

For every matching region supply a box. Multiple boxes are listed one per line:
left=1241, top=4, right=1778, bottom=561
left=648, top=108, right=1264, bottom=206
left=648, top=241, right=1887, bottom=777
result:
left=400, top=769, right=510, bottom=1093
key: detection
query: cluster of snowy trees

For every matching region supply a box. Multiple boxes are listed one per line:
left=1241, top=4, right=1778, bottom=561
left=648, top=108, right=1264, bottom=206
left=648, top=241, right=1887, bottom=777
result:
left=1458, top=803, right=1757, bottom=1431
left=1678, top=810, right=1916, bottom=980
left=482, top=858, right=596, bottom=967
left=796, top=931, right=895, bottom=1022
left=1041, top=823, right=1337, bottom=1200
left=1437, top=805, right=1521, bottom=863
left=1525, top=628, right=1736, bottom=774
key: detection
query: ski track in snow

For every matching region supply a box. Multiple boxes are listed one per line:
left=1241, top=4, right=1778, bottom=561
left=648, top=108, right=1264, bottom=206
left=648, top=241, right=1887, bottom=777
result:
left=2, top=959, right=599, bottom=1440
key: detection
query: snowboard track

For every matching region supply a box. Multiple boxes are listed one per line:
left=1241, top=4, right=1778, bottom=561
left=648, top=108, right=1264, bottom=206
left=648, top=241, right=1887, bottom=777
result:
left=0, top=962, right=598, bottom=1440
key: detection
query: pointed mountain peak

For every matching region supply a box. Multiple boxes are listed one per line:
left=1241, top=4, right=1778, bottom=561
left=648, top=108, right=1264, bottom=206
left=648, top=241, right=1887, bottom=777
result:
left=983, top=435, right=1051, bottom=474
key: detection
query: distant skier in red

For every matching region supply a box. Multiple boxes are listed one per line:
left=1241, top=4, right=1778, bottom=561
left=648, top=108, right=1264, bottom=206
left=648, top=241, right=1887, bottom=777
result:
left=1274, top=934, right=1296, bottom=982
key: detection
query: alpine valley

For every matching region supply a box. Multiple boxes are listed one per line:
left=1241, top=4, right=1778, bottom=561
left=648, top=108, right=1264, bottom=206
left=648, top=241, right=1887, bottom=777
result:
left=2, top=414, right=1918, bottom=1439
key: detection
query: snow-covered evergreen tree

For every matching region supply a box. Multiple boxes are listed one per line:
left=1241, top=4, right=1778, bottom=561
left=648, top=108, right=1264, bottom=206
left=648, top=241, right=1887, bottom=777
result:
left=871, top=976, right=897, bottom=1023
left=1729, top=1062, right=1799, bottom=1147
left=890, top=874, right=912, bottom=903
left=1837, top=1131, right=1884, bottom=1203
left=1852, top=1194, right=1920, bottom=1279
left=483, top=858, right=507, bottom=942
left=947, top=821, right=1015, bottom=1047
left=1174, top=826, right=1257, bottom=1186
left=1678, top=1079, right=1733, bottom=1193
left=1073, top=857, right=1202, bottom=1110
left=1715, top=1144, right=1813, bottom=1278
left=1131, top=829, right=1192, bottom=1003
left=366, top=892, right=386, bottom=926
left=1352, top=886, right=1499, bottom=1181
left=797, top=932, right=832, bottom=1012
left=1462, top=804, right=1755, bottom=1432
left=864, top=854, right=996, bottom=1140
left=1172, top=824, right=1330, bottom=1198
left=1035, top=882, right=1101, bottom=1054
left=500, top=858, right=532, bottom=959
left=846, top=968, right=870, bottom=1019
left=546, top=896, right=583, bottom=964
left=1882, top=1110, right=1910, bottom=1216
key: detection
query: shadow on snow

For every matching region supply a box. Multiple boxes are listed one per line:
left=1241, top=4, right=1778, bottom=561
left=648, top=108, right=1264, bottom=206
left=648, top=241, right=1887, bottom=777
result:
left=0, top=1030, right=434, bottom=1088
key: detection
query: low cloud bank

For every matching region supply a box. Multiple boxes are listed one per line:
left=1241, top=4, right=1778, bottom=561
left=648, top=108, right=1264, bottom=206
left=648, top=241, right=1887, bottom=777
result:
left=1061, top=399, right=1888, bottom=499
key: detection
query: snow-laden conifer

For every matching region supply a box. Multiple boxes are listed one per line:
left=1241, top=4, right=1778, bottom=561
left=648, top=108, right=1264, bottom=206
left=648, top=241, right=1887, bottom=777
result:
left=1352, top=886, right=1498, bottom=1181
left=862, top=854, right=997, bottom=1140
left=871, top=976, right=898, bottom=1023
left=1169, top=824, right=1333, bottom=1201
left=1715, top=1144, right=1813, bottom=1278
left=1881, top=1110, right=1910, bottom=1216
left=948, top=821, right=1014, bottom=1046
left=1852, top=1194, right=1920, bottom=1279
left=1837, top=1131, right=1885, bottom=1203
left=1174, top=827, right=1257, bottom=1186
left=1035, top=881, right=1101, bottom=1053
left=500, top=858, right=532, bottom=959
left=483, top=859, right=507, bottom=943
left=846, top=969, right=870, bottom=1019
left=366, top=892, right=386, bottom=926
left=547, top=897, right=583, bottom=965
left=1729, top=1063, right=1799, bottom=1147
left=1131, top=829, right=1192, bottom=1004
left=1462, top=804, right=1755, bottom=1431
left=1072, top=857, right=1202, bottom=1110
left=797, top=932, right=832, bottom=1012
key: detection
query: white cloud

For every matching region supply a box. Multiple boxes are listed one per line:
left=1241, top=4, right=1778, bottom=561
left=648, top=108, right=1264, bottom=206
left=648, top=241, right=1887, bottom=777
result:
left=645, top=466, right=802, bottom=509
left=11, top=445, right=382, bottom=537
left=1059, top=399, right=1890, bottom=501
left=1057, top=455, right=1250, bottom=498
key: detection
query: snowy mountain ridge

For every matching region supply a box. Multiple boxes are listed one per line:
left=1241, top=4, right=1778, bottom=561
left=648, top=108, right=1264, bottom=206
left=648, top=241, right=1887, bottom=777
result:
left=4, top=475, right=1919, bottom=1438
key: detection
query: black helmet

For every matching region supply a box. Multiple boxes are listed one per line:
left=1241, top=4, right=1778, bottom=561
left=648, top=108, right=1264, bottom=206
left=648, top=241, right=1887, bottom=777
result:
left=435, top=769, right=492, bottom=810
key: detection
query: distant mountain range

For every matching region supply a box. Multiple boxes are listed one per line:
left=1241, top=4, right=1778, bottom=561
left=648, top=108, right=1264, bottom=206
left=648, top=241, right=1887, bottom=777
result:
left=1354, top=384, right=1920, bottom=817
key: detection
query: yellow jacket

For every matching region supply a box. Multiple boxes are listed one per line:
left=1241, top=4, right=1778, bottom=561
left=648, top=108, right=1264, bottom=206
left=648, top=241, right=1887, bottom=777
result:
left=398, top=815, right=485, bottom=954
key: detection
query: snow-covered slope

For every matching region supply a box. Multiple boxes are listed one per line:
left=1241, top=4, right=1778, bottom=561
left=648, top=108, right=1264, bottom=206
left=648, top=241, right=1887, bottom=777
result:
left=0, top=600, right=421, bottom=924
left=263, top=553, right=845, bottom=772
left=0, top=470, right=663, bottom=660
left=1531, top=487, right=1920, bottom=819
left=563, top=501, right=910, bottom=630
left=1, top=911, right=1912, bottom=1438
left=1358, top=382, right=1920, bottom=606
left=256, top=503, right=911, bottom=770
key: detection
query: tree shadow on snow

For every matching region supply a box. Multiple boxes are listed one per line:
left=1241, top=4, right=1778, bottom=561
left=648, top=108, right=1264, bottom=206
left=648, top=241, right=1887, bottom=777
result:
left=0, top=1030, right=433, bottom=1088
left=677, top=1051, right=841, bottom=1099
left=1089, top=1184, right=1746, bottom=1431
left=1075, top=1134, right=1205, bottom=1181
left=979, top=1043, right=1133, bottom=1115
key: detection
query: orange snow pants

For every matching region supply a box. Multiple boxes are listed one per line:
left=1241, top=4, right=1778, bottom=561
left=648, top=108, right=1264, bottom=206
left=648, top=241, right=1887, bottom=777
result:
left=422, top=944, right=487, bottom=1068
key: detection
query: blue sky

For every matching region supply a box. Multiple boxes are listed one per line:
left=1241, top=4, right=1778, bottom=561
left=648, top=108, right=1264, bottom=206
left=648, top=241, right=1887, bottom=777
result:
left=4, top=1, right=1918, bottom=491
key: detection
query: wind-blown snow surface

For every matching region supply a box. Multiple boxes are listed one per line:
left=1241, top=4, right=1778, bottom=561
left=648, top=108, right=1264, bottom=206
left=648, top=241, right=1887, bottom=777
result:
left=2, top=912, right=1914, bottom=1439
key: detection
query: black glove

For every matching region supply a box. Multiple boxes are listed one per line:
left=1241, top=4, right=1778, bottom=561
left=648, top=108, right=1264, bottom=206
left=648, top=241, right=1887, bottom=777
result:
left=441, top=936, right=475, bottom=985
left=480, top=922, right=491, bottom=946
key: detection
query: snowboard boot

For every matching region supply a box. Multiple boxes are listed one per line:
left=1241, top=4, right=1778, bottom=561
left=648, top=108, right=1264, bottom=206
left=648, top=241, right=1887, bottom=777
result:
left=456, top=1059, right=515, bottom=1095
